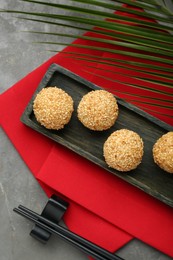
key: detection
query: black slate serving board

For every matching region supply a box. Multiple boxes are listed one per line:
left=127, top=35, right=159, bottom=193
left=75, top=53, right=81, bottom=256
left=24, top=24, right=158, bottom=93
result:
left=21, top=63, right=173, bottom=208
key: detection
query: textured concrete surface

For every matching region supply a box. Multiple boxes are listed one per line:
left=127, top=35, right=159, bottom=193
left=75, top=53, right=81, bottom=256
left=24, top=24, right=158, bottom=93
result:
left=0, top=1, right=172, bottom=259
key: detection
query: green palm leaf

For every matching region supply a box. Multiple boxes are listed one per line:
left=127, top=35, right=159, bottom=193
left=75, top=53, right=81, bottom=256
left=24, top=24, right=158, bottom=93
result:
left=1, top=0, right=173, bottom=119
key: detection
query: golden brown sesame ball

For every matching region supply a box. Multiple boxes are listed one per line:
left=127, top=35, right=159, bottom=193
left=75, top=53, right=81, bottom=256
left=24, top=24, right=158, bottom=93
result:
left=77, top=90, right=118, bottom=131
left=33, top=87, right=74, bottom=130
left=153, top=132, right=173, bottom=174
left=103, top=129, right=144, bottom=172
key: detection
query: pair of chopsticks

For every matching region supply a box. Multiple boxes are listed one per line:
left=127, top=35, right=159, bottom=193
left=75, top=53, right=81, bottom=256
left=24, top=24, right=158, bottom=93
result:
left=14, top=205, right=124, bottom=260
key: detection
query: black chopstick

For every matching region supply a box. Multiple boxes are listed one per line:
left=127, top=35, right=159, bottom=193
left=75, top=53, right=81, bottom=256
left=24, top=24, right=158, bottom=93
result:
left=14, top=205, right=124, bottom=260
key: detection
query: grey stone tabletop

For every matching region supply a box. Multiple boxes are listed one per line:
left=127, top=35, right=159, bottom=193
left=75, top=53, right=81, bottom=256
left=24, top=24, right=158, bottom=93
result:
left=0, top=1, right=172, bottom=260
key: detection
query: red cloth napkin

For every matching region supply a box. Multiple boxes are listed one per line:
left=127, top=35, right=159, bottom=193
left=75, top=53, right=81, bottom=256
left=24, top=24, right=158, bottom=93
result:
left=1, top=10, right=173, bottom=259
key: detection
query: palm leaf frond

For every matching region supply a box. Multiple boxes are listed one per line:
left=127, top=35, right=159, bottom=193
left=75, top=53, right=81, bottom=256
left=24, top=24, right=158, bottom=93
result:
left=1, top=0, right=173, bottom=120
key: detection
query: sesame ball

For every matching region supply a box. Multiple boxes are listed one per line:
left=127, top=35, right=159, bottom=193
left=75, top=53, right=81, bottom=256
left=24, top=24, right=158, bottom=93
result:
left=153, top=132, right=173, bottom=174
left=103, top=129, right=144, bottom=172
left=33, top=87, right=74, bottom=130
left=77, top=90, right=118, bottom=131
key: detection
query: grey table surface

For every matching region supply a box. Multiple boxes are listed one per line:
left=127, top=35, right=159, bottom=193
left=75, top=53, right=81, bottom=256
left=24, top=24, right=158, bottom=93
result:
left=0, top=1, right=172, bottom=260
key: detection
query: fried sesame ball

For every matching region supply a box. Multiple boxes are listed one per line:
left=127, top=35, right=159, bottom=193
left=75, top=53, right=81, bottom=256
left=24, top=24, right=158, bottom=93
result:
left=33, top=87, right=74, bottom=130
left=153, top=132, right=173, bottom=174
left=103, top=129, right=144, bottom=172
left=77, top=90, right=118, bottom=131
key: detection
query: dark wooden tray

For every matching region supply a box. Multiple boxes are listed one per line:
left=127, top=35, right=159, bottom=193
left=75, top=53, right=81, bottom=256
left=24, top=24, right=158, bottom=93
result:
left=21, top=63, right=173, bottom=208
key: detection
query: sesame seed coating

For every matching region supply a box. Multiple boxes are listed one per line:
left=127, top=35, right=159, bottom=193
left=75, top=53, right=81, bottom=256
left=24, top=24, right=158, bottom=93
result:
left=103, top=129, right=144, bottom=172
left=153, top=132, right=173, bottom=174
left=33, top=87, right=74, bottom=130
left=77, top=90, right=118, bottom=131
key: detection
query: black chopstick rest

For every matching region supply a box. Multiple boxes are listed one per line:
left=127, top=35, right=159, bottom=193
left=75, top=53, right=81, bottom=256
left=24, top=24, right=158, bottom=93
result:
left=30, top=194, right=68, bottom=243
left=13, top=195, right=124, bottom=260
